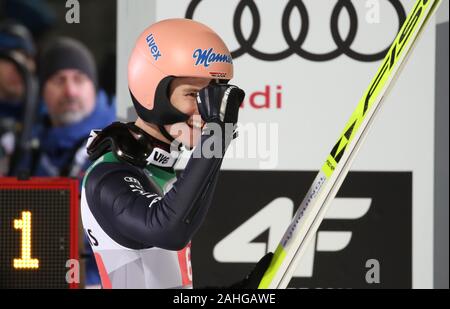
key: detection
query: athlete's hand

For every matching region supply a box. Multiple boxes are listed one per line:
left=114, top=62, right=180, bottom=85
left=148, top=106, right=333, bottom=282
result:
left=196, top=84, right=245, bottom=125
left=231, top=252, right=274, bottom=289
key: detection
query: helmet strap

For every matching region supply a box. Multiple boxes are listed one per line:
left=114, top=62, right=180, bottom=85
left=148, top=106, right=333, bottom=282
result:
left=130, top=76, right=190, bottom=126
left=158, top=124, right=185, bottom=150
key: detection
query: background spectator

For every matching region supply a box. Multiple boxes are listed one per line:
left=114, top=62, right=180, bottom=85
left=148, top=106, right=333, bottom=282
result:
left=16, top=37, right=116, bottom=287
left=0, top=20, right=36, bottom=175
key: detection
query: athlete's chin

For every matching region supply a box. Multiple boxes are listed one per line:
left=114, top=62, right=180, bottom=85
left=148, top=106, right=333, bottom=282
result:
left=166, top=123, right=202, bottom=149
left=176, top=130, right=202, bottom=149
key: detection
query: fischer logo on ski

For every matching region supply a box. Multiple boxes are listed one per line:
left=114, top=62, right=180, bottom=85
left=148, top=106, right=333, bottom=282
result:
left=258, top=0, right=442, bottom=289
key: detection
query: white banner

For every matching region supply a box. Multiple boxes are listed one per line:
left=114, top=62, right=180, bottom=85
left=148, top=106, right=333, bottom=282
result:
left=117, top=0, right=436, bottom=288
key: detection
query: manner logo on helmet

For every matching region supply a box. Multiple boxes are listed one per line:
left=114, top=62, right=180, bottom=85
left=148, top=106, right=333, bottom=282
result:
left=193, top=48, right=232, bottom=68
left=146, top=33, right=161, bottom=61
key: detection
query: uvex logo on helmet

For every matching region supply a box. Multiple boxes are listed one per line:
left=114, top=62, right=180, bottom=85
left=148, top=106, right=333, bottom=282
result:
left=193, top=48, right=232, bottom=67
left=146, top=33, right=161, bottom=61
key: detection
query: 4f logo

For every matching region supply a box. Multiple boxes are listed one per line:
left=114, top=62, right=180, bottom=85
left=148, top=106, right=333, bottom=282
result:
left=213, top=197, right=371, bottom=278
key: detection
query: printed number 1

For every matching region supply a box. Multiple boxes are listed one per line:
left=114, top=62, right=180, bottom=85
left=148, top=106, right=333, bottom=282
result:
left=13, top=211, right=39, bottom=269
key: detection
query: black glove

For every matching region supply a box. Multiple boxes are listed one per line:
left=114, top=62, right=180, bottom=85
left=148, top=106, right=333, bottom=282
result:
left=196, top=84, right=245, bottom=125
left=230, top=252, right=274, bottom=289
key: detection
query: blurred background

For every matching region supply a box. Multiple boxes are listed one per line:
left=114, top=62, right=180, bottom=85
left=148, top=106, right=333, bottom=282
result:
left=0, top=0, right=448, bottom=289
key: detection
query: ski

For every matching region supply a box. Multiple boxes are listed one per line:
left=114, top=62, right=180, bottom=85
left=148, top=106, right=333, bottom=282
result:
left=258, top=0, right=442, bottom=289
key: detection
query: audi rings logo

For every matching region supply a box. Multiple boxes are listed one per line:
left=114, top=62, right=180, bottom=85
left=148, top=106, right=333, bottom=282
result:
left=186, top=0, right=406, bottom=62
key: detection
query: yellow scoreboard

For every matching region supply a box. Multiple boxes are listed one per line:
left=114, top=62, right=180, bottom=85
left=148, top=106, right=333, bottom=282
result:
left=0, top=178, right=79, bottom=288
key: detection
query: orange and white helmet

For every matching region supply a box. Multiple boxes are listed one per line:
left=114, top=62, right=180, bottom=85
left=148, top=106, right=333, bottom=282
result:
left=128, top=18, right=233, bottom=126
